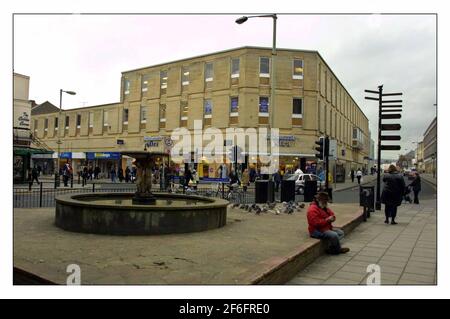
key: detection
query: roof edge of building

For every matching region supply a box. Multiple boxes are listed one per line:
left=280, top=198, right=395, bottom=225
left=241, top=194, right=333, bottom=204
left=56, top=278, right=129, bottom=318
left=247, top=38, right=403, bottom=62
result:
left=121, top=46, right=320, bottom=74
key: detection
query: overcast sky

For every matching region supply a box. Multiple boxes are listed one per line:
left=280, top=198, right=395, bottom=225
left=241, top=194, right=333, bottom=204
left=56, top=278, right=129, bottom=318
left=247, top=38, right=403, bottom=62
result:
left=13, top=14, right=436, bottom=159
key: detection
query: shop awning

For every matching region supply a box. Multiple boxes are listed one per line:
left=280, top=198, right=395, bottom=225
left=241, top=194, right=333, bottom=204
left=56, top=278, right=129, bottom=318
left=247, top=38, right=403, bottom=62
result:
left=13, top=147, right=53, bottom=156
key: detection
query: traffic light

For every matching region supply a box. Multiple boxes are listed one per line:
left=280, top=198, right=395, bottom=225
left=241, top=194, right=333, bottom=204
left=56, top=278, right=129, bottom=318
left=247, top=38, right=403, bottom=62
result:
left=315, top=136, right=330, bottom=160
left=315, top=137, right=325, bottom=160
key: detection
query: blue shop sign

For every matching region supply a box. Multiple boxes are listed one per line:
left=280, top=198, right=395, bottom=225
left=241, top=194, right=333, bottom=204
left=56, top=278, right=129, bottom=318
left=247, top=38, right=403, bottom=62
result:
left=59, top=152, right=72, bottom=159
left=86, top=152, right=121, bottom=160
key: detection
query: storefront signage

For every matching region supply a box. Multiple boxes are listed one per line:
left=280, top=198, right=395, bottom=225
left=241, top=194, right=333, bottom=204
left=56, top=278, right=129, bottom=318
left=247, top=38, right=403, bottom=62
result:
left=60, top=152, right=72, bottom=159
left=86, top=152, right=121, bottom=160
left=18, top=112, right=30, bottom=127
left=144, top=136, right=164, bottom=141
left=267, top=135, right=296, bottom=147
left=145, top=141, right=159, bottom=147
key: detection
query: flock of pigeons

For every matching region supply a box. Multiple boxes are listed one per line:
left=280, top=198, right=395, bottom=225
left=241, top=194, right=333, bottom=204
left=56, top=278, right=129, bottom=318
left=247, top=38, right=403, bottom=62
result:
left=228, top=201, right=306, bottom=215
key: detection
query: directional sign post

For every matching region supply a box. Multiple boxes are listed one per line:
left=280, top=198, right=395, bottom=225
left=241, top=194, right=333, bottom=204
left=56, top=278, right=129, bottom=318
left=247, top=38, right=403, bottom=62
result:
left=365, top=87, right=403, bottom=210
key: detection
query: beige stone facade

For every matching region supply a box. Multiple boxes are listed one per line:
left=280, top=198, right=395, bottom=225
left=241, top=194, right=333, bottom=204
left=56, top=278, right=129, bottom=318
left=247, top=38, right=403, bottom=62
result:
left=31, top=46, right=370, bottom=178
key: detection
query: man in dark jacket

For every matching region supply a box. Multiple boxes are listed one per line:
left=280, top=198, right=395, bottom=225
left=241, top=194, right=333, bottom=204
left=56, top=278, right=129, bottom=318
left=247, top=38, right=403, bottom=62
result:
left=381, top=165, right=406, bottom=225
left=307, top=192, right=350, bottom=255
left=408, top=172, right=421, bottom=204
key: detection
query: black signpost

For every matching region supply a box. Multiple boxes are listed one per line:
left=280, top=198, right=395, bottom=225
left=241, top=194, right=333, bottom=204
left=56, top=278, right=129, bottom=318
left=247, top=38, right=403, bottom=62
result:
left=365, top=86, right=403, bottom=210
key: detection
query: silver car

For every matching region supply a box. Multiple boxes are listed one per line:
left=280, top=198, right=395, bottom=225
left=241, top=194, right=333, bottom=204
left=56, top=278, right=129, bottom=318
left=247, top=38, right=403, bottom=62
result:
left=286, top=174, right=325, bottom=195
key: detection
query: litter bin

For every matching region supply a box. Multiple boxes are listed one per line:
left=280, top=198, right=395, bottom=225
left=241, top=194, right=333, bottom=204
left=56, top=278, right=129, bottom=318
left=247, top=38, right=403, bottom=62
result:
left=280, top=180, right=295, bottom=202
left=304, top=180, right=318, bottom=202
left=255, top=180, right=275, bottom=203
left=360, top=186, right=375, bottom=211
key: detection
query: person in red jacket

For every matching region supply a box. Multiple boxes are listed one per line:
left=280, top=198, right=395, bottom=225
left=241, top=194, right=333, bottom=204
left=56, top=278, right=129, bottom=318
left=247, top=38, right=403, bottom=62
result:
left=307, top=192, right=350, bottom=255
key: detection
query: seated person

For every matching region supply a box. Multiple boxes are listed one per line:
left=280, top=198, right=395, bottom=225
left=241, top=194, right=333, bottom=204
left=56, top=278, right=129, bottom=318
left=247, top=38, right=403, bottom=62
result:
left=307, top=192, right=350, bottom=255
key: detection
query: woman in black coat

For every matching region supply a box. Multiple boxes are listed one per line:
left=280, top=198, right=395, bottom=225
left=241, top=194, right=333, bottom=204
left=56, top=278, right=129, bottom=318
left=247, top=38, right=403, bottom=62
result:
left=408, top=172, right=422, bottom=204
left=381, top=165, right=406, bottom=225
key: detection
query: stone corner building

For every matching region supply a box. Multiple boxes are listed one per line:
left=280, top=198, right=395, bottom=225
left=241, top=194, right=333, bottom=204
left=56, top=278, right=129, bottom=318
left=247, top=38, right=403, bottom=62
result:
left=31, top=46, right=370, bottom=180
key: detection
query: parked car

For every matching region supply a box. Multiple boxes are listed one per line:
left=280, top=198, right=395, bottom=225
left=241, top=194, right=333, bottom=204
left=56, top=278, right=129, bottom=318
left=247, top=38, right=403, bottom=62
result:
left=286, top=173, right=325, bottom=195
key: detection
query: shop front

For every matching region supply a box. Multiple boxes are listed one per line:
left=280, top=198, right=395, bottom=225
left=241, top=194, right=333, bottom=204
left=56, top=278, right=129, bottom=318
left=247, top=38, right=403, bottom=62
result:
left=85, top=152, right=121, bottom=178
left=31, top=153, right=54, bottom=175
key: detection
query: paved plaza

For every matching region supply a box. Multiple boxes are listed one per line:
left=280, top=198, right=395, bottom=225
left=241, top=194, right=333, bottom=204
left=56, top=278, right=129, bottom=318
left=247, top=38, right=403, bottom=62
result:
left=287, top=199, right=437, bottom=285
left=14, top=202, right=362, bottom=284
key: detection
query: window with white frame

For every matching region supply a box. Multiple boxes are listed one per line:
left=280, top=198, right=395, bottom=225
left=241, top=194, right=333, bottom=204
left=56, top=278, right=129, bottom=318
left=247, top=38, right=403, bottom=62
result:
left=44, top=118, right=48, bottom=131
left=230, top=97, right=239, bottom=116
left=292, top=98, right=303, bottom=126
left=293, top=59, right=304, bottom=79
left=205, top=63, right=213, bottom=82
left=140, top=106, right=147, bottom=123
left=34, top=119, right=38, bottom=132
left=76, top=114, right=81, bottom=128
left=103, top=110, right=109, bottom=127
left=89, top=112, right=94, bottom=128
left=204, top=99, right=212, bottom=117
left=124, top=79, right=130, bottom=95
left=123, top=109, right=129, bottom=124
left=180, top=101, right=188, bottom=127
left=65, top=115, right=69, bottom=129
left=231, top=58, right=240, bottom=78
left=259, top=97, right=269, bottom=115
left=259, top=57, right=270, bottom=77
left=160, top=104, right=166, bottom=129
left=182, top=66, right=189, bottom=86
left=141, top=74, right=149, bottom=92
left=160, top=71, right=168, bottom=94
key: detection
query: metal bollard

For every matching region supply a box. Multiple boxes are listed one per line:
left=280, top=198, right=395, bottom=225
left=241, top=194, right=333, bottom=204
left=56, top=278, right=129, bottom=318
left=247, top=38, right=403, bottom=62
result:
left=70, top=176, right=73, bottom=188
left=92, top=183, right=95, bottom=193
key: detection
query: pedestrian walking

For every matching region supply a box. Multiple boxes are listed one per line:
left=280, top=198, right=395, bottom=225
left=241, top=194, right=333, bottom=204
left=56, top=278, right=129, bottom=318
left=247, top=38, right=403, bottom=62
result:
left=350, top=169, right=355, bottom=183
left=118, top=167, right=124, bottom=182
left=63, top=163, right=70, bottom=187
left=82, top=166, right=88, bottom=186
left=241, top=168, right=250, bottom=192
left=408, top=172, right=422, bottom=204
left=110, top=167, right=117, bottom=183
left=274, top=169, right=281, bottom=192
left=88, top=166, right=93, bottom=180
left=94, top=166, right=100, bottom=179
left=381, top=164, right=406, bottom=225
left=29, top=166, right=40, bottom=186
left=125, top=166, right=131, bottom=183
left=356, top=169, right=363, bottom=185
left=184, top=168, right=193, bottom=188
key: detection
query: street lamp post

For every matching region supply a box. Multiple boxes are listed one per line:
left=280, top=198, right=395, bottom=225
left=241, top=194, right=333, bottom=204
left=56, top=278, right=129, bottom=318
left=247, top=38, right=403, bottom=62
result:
left=57, top=89, right=76, bottom=180
left=236, top=14, right=277, bottom=185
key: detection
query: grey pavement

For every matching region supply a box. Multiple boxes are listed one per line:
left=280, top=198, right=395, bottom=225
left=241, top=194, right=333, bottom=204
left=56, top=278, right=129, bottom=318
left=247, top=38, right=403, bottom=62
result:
left=287, top=199, right=437, bottom=285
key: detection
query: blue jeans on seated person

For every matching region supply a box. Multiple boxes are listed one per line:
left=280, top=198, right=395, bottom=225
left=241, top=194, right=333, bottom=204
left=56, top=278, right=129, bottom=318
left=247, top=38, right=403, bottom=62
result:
left=311, top=228, right=344, bottom=254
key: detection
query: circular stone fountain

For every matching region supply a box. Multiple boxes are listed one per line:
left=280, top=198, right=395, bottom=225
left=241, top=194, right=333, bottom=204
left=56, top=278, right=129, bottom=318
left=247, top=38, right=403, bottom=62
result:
left=55, top=151, right=228, bottom=235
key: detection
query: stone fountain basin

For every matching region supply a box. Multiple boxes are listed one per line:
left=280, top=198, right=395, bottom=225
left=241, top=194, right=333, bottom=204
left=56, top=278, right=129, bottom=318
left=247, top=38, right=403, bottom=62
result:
left=55, top=193, right=228, bottom=235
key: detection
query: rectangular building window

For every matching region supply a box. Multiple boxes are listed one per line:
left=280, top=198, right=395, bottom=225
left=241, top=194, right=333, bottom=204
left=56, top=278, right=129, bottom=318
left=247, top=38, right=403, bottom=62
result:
left=34, top=119, right=37, bottom=131
left=293, top=59, right=304, bottom=79
left=259, top=97, right=269, bottom=125
left=260, top=57, right=270, bottom=76
left=182, top=66, right=189, bottom=86
left=89, top=112, right=94, bottom=128
left=160, top=70, right=168, bottom=95
left=292, top=98, right=303, bottom=126
left=204, top=99, right=212, bottom=126
left=205, top=63, right=213, bottom=82
left=231, top=58, right=240, bottom=78
left=55, top=117, right=59, bottom=130
left=180, top=101, right=188, bottom=127
left=44, top=118, right=48, bottom=131
left=141, top=74, right=149, bottom=92
left=65, top=115, right=69, bottom=129
left=123, top=108, right=129, bottom=123
left=103, top=110, right=109, bottom=126
left=160, top=104, right=166, bottom=129
left=259, top=97, right=269, bottom=114
left=76, top=114, right=81, bottom=128
left=140, top=106, right=147, bottom=123
left=230, top=97, right=239, bottom=125
left=124, top=79, right=130, bottom=95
